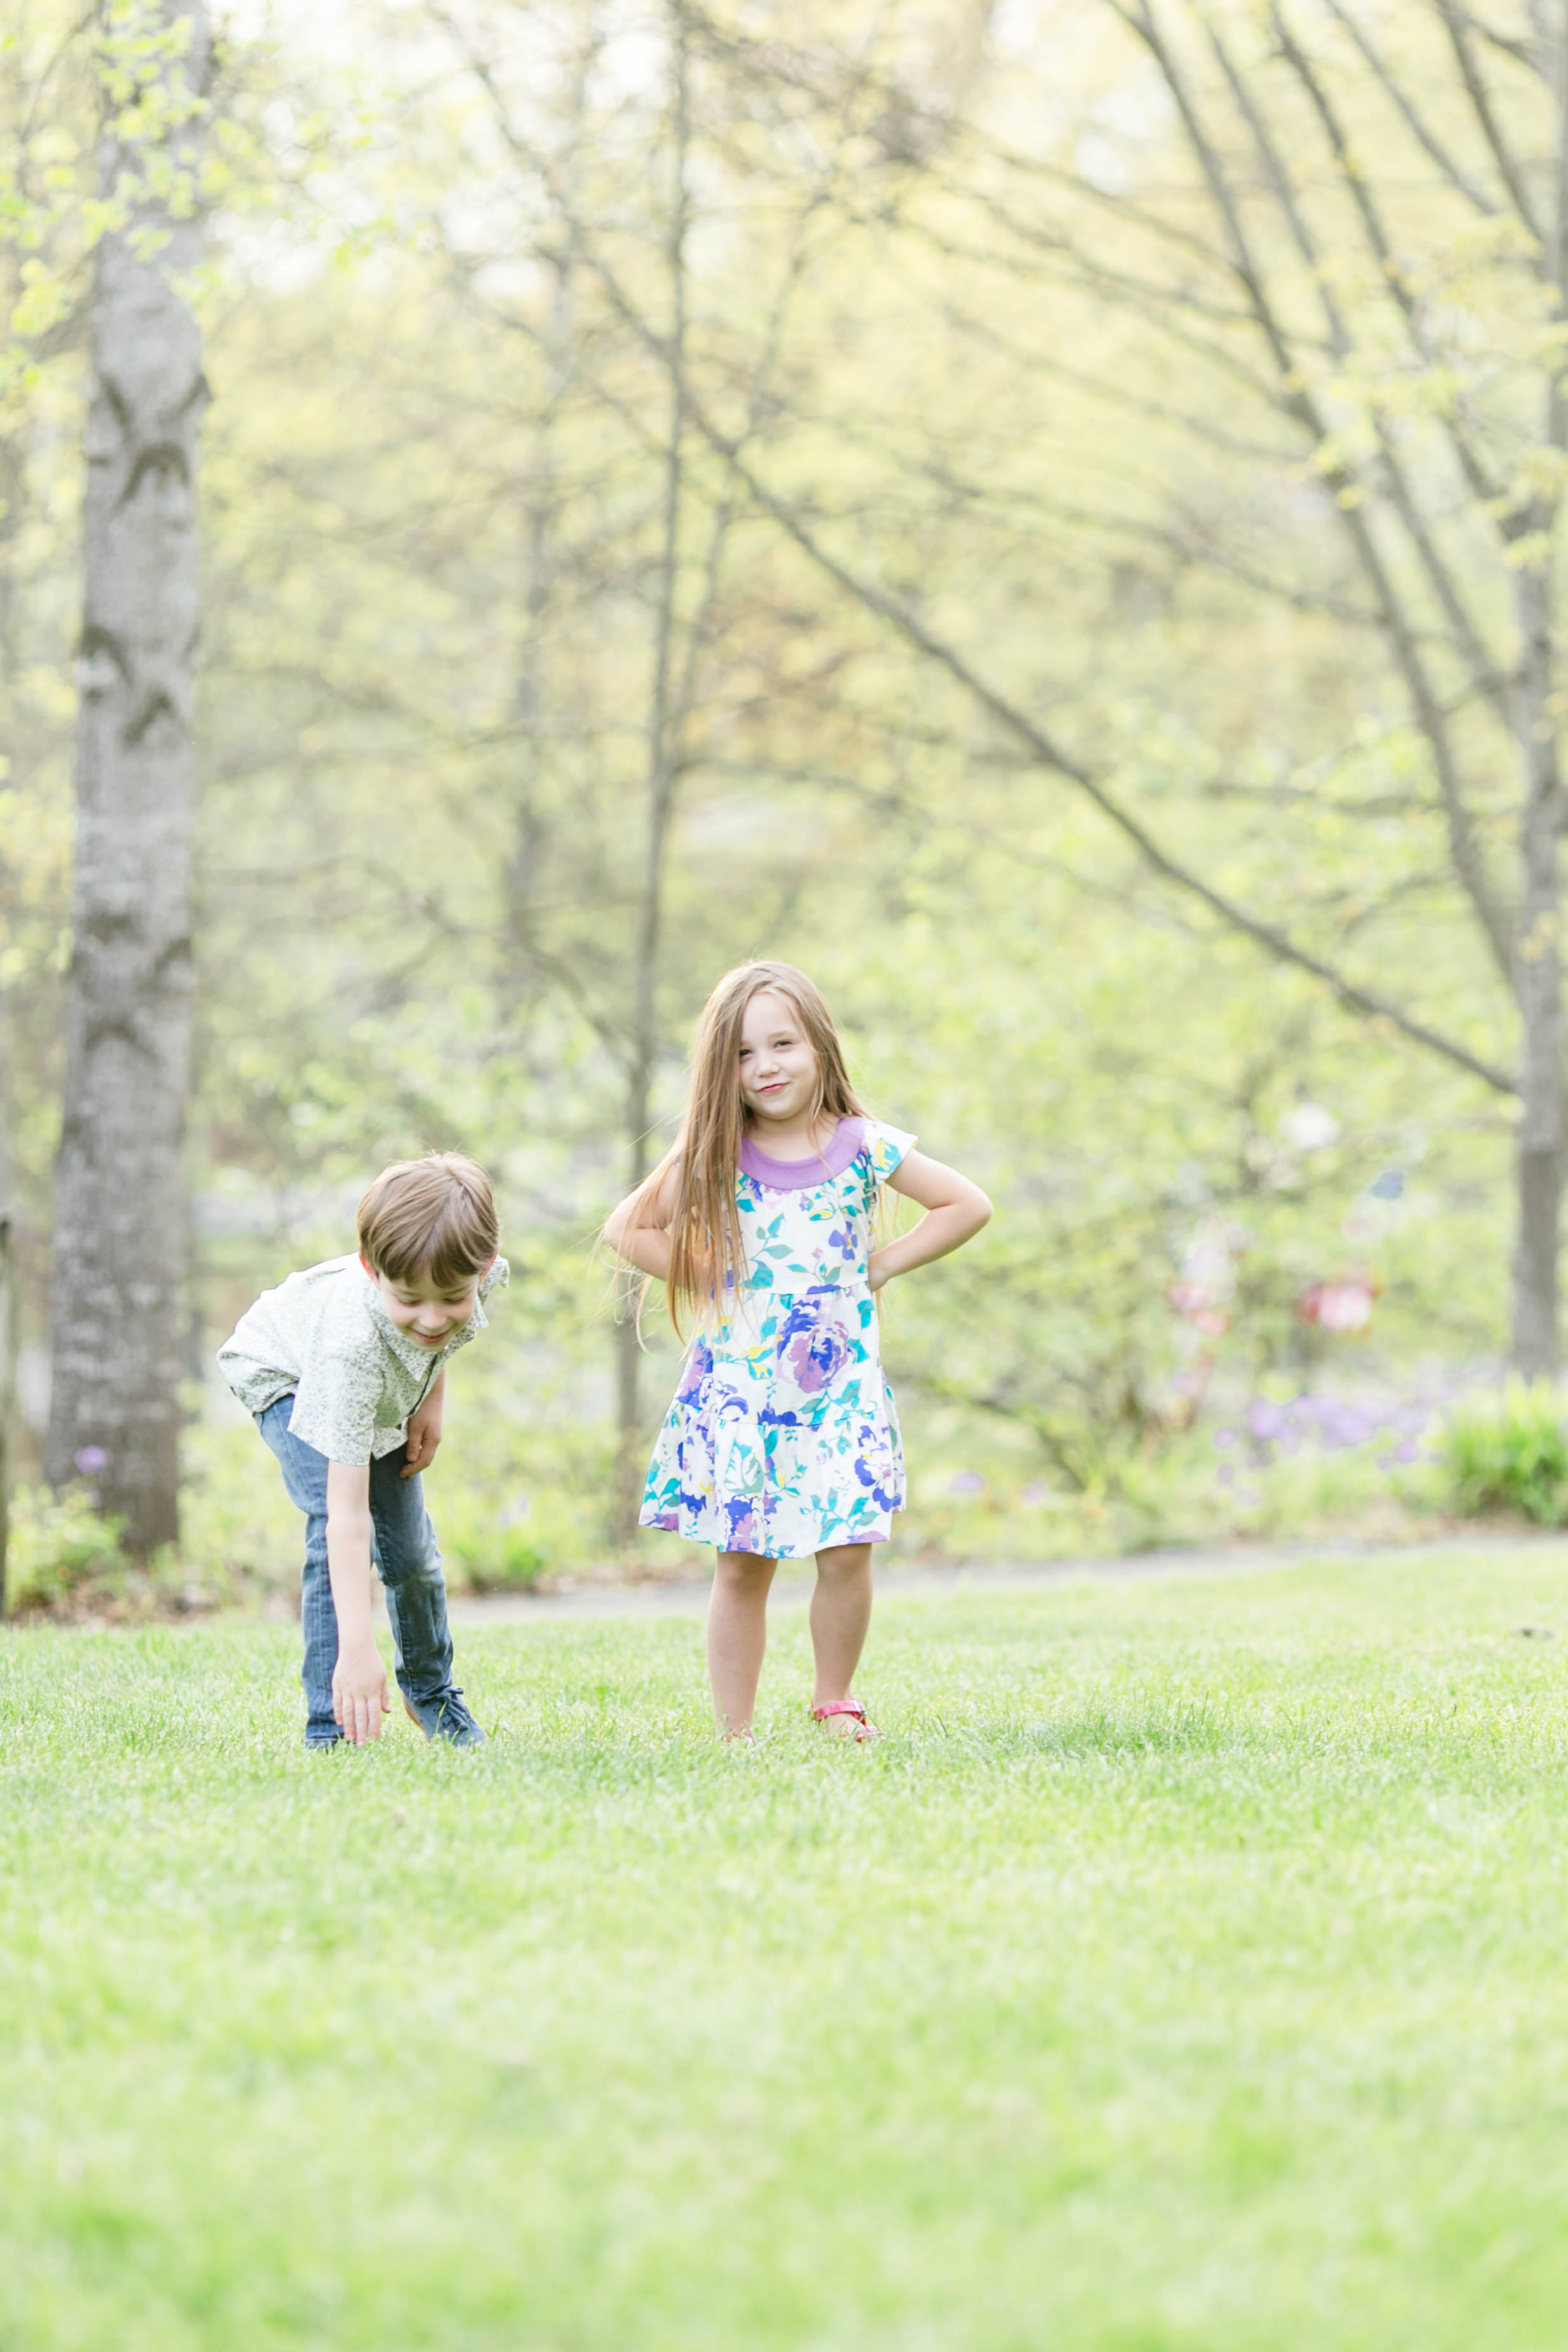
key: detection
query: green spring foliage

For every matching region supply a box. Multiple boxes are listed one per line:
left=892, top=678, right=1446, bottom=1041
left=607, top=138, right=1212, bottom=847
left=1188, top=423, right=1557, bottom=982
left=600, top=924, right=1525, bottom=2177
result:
left=3, top=1486, right=125, bottom=1612
left=1444, top=1380, right=1568, bottom=1527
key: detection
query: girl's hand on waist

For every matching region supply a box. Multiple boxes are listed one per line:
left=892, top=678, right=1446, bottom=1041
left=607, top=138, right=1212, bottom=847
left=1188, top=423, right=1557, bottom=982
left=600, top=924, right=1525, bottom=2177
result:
left=875, top=1150, right=993, bottom=1285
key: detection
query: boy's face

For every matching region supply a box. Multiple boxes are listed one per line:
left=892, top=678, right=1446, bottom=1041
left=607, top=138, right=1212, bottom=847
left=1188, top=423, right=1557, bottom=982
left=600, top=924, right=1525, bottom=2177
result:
left=361, top=1258, right=485, bottom=1347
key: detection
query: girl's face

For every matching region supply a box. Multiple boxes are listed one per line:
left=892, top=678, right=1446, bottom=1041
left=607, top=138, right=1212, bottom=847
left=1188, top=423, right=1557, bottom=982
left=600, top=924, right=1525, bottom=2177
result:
left=737, top=989, right=818, bottom=1125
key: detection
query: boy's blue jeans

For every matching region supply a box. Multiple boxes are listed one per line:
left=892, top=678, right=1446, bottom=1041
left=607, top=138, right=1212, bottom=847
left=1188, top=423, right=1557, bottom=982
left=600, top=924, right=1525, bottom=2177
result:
left=257, top=1397, right=463, bottom=1748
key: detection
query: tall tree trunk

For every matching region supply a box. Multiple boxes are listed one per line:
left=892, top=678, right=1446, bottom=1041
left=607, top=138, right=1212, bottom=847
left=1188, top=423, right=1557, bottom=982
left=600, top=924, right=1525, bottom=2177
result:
left=1513, top=753, right=1562, bottom=1378
left=0, top=1214, right=13, bottom=1614
left=1511, top=588, right=1565, bottom=1378
left=614, top=0, right=690, bottom=1543
left=501, top=63, right=588, bottom=1017
left=44, top=1, right=209, bottom=1551
left=0, top=286, right=23, bottom=1614
left=1510, top=22, right=1568, bottom=1378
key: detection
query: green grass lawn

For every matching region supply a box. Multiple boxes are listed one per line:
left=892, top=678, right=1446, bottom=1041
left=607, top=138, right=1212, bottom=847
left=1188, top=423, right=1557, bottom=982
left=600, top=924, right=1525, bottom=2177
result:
left=4, top=1552, right=1568, bottom=2351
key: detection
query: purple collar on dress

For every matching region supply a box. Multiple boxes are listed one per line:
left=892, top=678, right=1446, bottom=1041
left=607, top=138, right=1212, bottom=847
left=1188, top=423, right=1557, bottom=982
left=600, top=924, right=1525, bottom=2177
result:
left=738, top=1115, right=864, bottom=1190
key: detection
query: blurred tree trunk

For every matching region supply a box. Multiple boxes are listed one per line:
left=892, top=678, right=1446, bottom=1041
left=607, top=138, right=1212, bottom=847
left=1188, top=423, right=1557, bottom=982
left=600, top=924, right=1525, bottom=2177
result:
left=45, top=1, right=209, bottom=1550
left=0, top=1214, right=13, bottom=1613
left=614, top=0, right=692, bottom=1542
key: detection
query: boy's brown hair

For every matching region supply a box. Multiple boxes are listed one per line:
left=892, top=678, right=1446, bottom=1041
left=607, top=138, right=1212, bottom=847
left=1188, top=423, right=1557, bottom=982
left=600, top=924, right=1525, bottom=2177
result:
left=357, top=1153, right=498, bottom=1288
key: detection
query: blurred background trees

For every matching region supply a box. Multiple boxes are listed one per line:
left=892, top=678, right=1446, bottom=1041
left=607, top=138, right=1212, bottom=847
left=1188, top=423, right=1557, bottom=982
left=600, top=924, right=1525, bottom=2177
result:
left=3, top=0, right=1564, bottom=1589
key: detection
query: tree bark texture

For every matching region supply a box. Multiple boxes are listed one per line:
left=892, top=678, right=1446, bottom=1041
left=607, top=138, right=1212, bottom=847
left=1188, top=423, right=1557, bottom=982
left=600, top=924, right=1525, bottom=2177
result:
left=0, top=1216, right=14, bottom=1614
left=614, top=0, right=691, bottom=1544
left=45, top=1, right=209, bottom=1550
left=1510, top=553, right=1564, bottom=1378
left=1509, top=11, right=1568, bottom=1378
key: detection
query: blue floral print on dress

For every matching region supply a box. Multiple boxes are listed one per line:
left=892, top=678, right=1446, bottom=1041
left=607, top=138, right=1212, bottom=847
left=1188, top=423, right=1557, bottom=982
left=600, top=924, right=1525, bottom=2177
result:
left=639, top=1117, right=915, bottom=1558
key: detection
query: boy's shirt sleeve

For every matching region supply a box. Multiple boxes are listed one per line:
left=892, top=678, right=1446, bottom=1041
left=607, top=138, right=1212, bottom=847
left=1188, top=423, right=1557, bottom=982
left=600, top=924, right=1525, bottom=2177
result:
left=217, top=1278, right=307, bottom=1418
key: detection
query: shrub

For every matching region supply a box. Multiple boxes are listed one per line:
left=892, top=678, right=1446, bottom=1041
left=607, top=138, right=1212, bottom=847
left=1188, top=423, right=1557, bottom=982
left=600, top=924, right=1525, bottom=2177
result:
left=177, top=1417, right=302, bottom=1602
left=437, top=1492, right=549, bottom=1591
left=1444, top=1379, right=1568, bottom=1526
left=4, top=1485, right=127, bottom=1612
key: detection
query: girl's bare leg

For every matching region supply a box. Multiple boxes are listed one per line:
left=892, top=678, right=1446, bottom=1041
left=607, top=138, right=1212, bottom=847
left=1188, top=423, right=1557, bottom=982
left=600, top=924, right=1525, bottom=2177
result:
left=810, top=1542, right=875, bottom=1732
left=708, top=1550, right=778, bottom=1736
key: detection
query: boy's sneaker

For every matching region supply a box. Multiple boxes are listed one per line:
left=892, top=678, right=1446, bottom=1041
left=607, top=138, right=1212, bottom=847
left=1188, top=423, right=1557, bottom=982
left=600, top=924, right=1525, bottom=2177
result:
left=401, top=1688, right=487, bottom=1747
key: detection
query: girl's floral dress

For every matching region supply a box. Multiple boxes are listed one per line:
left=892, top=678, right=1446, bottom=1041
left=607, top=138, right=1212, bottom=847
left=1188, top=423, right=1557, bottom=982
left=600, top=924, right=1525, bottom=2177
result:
left=640, top=1117, right=915, bottom=1558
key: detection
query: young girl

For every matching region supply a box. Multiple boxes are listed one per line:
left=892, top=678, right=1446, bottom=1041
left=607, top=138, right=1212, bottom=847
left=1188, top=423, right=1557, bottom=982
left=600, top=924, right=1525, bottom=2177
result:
left=604, top=960, right=991, bottom=1741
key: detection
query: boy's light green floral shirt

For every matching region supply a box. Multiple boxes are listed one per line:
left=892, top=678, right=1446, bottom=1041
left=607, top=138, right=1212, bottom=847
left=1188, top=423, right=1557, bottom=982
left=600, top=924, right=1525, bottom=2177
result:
left=216, top=1253, right=508, bottom=1466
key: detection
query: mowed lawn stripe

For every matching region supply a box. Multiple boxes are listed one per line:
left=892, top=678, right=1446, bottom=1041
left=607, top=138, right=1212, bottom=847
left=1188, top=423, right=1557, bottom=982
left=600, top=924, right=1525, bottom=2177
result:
left=3, top=1552, right=1567, bottom=2351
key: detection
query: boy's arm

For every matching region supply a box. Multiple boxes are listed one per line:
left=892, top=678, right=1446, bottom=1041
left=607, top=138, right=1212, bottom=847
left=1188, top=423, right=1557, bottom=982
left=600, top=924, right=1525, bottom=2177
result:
left=325, top=1460, right=391, bottom=1744
left=402, top=1370, right=444, bottom=1479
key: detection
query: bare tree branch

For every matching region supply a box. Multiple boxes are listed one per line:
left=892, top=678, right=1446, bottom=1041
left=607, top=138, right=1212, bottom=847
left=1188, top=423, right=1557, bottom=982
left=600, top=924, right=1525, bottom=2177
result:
left=1273, top=9, right=1504, bottom=509
left=1212, top=13, right=1508, bottom=725
left=658, top=359, right=1518, bottom=1091
left=1436, top=0, right=1543, bottom=236
left=1320, top=0, right=1498, bottom=214
left=1109, top=0, right=1517, bottom=984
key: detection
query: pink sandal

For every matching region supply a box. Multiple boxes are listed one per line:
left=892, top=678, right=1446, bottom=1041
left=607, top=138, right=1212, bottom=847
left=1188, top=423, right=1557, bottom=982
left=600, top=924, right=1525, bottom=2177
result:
left=811, top=1699, right=883, bottom=1742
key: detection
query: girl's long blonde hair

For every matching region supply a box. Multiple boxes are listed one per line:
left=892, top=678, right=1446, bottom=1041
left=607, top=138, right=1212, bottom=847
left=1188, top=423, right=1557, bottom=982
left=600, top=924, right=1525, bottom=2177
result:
left=629, top=960, right=868, bottom=1337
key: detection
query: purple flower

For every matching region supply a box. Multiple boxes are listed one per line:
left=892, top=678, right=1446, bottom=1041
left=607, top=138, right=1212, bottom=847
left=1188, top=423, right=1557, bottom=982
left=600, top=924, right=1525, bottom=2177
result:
left=1213, top=1428, right=1237, bottom=1451
left=1319, top=1404, right=1375, bottom=1450
left=949, top=1470, right=987, bottom=1496
left=1248, top=1400, right=1285, bottom=1444
left=724, top=1498, right=761, bottom=1553
left=778, top=1305, right=851, bottom=1396
left=74, top=1446, right=108, bottom=1474
left=856, top=1458, right=903, bottom=1511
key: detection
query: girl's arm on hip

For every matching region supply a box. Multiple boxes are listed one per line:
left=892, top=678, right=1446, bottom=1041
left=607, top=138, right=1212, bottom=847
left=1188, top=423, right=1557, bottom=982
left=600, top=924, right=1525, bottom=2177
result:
left=603, top=1161, right=679, bottom=1283
left=869, top=1150, right=991, bottom=1292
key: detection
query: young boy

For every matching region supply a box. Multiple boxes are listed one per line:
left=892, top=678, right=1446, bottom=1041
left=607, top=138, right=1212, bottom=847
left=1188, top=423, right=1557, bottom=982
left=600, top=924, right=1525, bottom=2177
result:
left=217, top=1152, right=506, bottom=1750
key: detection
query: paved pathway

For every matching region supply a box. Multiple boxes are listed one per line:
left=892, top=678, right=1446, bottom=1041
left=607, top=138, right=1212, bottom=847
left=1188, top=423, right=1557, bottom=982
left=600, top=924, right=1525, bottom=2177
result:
left=446, top=1531, right=1568, bottom=1625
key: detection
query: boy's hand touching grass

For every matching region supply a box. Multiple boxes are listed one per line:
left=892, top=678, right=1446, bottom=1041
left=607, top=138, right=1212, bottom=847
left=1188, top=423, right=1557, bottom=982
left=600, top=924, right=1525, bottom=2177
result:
left=332, top=1641, right=391, bottom=1745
